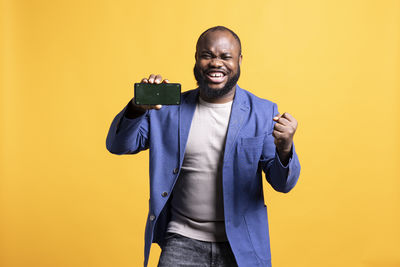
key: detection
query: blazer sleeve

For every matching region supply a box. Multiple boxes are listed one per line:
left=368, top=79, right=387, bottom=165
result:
left=259, top=103, right=301, bottom=193
left=106, top=101, right=150, bottom=155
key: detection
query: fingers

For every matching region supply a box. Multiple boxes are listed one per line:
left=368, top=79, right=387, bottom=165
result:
left=282, top=112, right=294, bottom=121
left=141, top=74, right=169, bottom=84
left=272, top=129, right=280, bottom=139
left=272, top=130, right=286, bottom=146
left=273, top=112, right=298, bottom=134
left=273, top=113, right=281, bottom=121
left=137, top=74, right=167, bottom=110
left=148, top=74, right=156, bottom=83
left=272, top=129, right=287, bottom=142
left=149, top=74, right=162, bottom=84
left=272, top=111, right=297, bottom=153
left=154, top=74, right=163, bottom=84
left=135, top=104, right=163, bottom=110
left=273, top=122, right=286, bottom=133
left=140, top=74, right=159, bottom=83
left=274, top=112, right=295, bottom=122
left=273, top=113, right=291, bottom=126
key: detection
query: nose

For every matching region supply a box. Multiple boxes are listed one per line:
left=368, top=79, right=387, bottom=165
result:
left=209, top=58, right=223, bottom=68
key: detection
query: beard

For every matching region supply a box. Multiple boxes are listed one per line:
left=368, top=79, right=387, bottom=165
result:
left=193, top=64, right=240, bottom=99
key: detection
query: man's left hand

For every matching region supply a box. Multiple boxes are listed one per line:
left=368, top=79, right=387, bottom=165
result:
left=272, top=112, right=298, bottom=165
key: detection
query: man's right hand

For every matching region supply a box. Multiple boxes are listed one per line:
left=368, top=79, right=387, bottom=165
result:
left=131, top=74, right=170, bottom=111
left=125, top=74, right=169, bottom=119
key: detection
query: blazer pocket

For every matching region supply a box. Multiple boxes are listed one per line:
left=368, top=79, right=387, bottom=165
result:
left=240, top=134, right=265, bottom=148
left=237, top=135, right=265, bottom=166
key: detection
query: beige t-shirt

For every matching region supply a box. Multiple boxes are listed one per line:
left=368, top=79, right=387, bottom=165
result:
left=166, top=96, right=233, bottom=242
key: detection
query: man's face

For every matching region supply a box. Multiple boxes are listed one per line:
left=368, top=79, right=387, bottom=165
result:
left=194, top=30, right=242, bottom=99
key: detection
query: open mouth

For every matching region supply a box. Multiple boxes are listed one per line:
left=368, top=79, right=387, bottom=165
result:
left=205, top=71, right=227, bottom=84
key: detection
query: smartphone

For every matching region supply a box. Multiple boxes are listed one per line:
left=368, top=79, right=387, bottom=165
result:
left=134, top=83, right=181, bottom=105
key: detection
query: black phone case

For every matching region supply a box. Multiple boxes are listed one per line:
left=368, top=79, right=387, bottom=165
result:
left=134, top=83, right=181, bottom=105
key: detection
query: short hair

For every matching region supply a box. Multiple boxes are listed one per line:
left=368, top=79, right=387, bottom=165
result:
left=196, top=26, right=242, bottom=55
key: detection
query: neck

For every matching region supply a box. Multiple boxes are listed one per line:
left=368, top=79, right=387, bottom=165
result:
left=199, top=86, right=236, bottom=104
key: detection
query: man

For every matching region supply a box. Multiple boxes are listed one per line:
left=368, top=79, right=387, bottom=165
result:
left=106, top=26, right=301, bottom=267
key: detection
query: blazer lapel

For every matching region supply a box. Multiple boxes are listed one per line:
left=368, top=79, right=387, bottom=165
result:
left=223, top=85, right=249, bottom=163
left=179, top=89, right=199, bottom=165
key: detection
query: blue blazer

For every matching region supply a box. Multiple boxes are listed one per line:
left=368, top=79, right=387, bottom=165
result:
left=106, top=85, right=301, bottom=267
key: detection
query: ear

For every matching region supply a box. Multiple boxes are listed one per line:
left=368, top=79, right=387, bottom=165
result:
left=195, top=51, right=198, bottom=61
left=239, top=54, right=243, bottom=66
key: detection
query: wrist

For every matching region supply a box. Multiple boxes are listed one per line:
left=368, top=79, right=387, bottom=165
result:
left=277, top=143, right=292, bottom=154
left=276, top=143, right=293, bottom=166
left=125, top=99, right=146, bottom=119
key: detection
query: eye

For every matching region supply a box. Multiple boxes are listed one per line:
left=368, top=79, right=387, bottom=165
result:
left=200, top=52, right=214, bottom=59
left=221, top=55, right=232, bottom=60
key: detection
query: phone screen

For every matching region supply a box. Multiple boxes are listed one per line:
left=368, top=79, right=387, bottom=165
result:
left=134, top=83, right=181, bottom=105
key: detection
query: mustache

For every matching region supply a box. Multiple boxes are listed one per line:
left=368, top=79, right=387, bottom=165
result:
left=193, top=64, right=240, bottom=99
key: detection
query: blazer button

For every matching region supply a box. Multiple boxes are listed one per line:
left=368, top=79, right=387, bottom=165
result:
left=161, top=191, right=168, bottom=197
left=149, top=214, right=155, bottom=221
left=173, top=168, right=179, bottom=174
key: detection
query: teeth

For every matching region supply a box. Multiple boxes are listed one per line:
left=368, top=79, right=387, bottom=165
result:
left=209, top=73, right=224, bottom=77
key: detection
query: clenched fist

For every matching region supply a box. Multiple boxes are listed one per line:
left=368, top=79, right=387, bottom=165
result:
left=272, top=112, right=298, bottom=165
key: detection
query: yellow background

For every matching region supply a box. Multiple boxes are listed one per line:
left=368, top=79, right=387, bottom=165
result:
left=1, top=0, right=399, bottom=266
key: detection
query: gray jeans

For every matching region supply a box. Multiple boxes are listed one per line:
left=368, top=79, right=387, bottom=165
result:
left=158, top=232, right=239, bottom=267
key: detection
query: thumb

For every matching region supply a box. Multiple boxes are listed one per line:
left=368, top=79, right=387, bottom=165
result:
left=273, top=113, right=282, bottom=121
